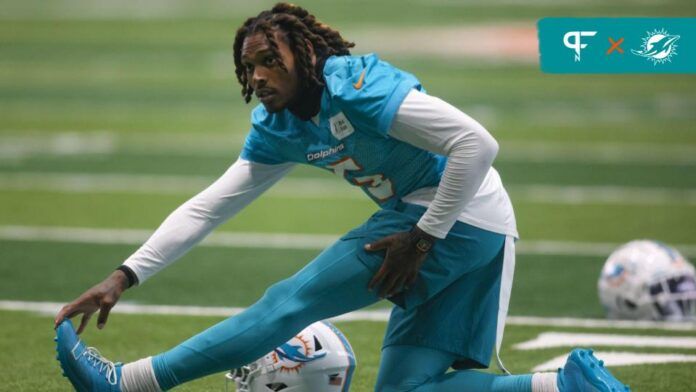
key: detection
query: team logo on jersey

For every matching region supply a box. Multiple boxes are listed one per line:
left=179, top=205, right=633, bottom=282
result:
left=306, top=143, right=344, bottom=162
left=329, top=112, right=355, bottom=140
left=271, top=333, right=326, bottom=373
left=632, top=28, right=680, bottom=65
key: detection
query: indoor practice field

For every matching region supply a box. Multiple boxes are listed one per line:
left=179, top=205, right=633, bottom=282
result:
left=1, top=0, right=696, bottom=391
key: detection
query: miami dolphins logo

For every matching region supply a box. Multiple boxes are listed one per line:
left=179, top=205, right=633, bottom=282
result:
left=272, top=333, right=326, bottom=373
left=631, top=28, right=680, bottom=65
left=605, top=263, right=628, bottom=287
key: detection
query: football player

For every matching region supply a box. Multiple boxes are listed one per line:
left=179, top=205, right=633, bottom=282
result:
left=54, top=3, right=628, bottom=391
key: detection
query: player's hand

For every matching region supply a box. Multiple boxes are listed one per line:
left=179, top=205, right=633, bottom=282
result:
left=365, top=227, right=436, bottom=298
left=54, top=270, right=129, bottom=334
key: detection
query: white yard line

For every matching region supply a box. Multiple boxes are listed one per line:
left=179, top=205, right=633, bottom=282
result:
left=501, top=141, right=696, bottom=166
left=0, top=132, right=115, bottom=160
left=1, top=225, right=696, bottom=257
left=515, top=332, right=696, bottom=350
left=515, top=241, right=696, bottom=258
left=112, top=141, right=696, bottom=166
left=0, top=225, right=339, bottom=250
left=0, top=300, right=391, bottom=323
left=3, top=132, right=696, bottom=165
left=509, top=185, right=696, bottom=206
left=0, top=172, right=361, bottom=199
left=2, top=300, right=695, bottom=331
left=3, top=172, right=696, bottom=205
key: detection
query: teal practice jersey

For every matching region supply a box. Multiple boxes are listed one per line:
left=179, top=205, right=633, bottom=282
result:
left=241, top=53, right=447, bottom=210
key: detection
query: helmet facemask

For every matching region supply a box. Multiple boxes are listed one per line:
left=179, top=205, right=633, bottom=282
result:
left=648, top=274, right=696, bottom=321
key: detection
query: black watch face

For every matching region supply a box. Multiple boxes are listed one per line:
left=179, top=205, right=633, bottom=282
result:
left=416, top=238, right=432, bottom=252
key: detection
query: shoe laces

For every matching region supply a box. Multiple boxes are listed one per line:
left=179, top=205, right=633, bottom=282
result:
left=72, top=343, right=118, bottom=385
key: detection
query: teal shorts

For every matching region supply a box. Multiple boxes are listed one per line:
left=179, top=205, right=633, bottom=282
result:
left=341, top=202, right=505, bottom=368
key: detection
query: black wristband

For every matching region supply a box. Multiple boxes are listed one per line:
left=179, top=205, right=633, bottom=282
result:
left=116, top=265, right=138, bottom=288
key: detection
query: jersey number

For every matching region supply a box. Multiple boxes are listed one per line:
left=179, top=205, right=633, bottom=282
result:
left=327, top=157, right=394, bottom=201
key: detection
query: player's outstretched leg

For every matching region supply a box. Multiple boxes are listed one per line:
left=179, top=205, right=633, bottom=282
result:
left=55, top=319, right=122, bottom=392
left=557, top=348, right=630, bottom=392
left=55, top=238, right=379, bottom=391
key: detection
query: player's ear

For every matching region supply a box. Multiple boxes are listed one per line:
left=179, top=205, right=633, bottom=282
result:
left=305, top=38, right=316, bottom=66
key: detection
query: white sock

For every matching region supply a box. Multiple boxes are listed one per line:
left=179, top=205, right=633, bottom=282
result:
left=531, top=372, right=559, bottom=392
left=121, top=357, right=162, bottom=392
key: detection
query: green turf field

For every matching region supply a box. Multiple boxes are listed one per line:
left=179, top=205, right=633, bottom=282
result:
left=1, top=0, right=696, bottom=391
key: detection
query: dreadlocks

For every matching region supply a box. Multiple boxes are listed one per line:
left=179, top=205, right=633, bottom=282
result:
left=233, top=2, right=355, bottom=104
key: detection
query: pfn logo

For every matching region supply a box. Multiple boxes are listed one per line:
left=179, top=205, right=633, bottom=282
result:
left=563, top=31, right=597, bottom=62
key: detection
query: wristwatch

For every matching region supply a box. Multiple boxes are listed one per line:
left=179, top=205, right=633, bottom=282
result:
left=409, top=226, right=436, bottom=253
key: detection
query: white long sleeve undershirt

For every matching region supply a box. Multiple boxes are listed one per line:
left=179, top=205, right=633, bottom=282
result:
left=390, top=89, right=499, bottom=238
left=122, top=159, right=294, bottom=283
left=123, top=89, right=499, bottom=283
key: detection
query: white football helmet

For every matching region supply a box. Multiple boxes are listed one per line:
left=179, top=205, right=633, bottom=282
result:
left=225, top=321, right=356, bottom=392
left=598, top=240, right=696, bottom=321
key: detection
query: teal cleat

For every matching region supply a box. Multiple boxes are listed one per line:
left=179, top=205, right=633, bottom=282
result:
left=558, top=348, right=630, bottom=392
left=55, top=319, right=122, bottom=392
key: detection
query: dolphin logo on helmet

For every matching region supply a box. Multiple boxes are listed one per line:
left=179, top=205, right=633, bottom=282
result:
left=226, top=321, right=356, bottom=391
left=275, top=342, right=326, bottom=364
